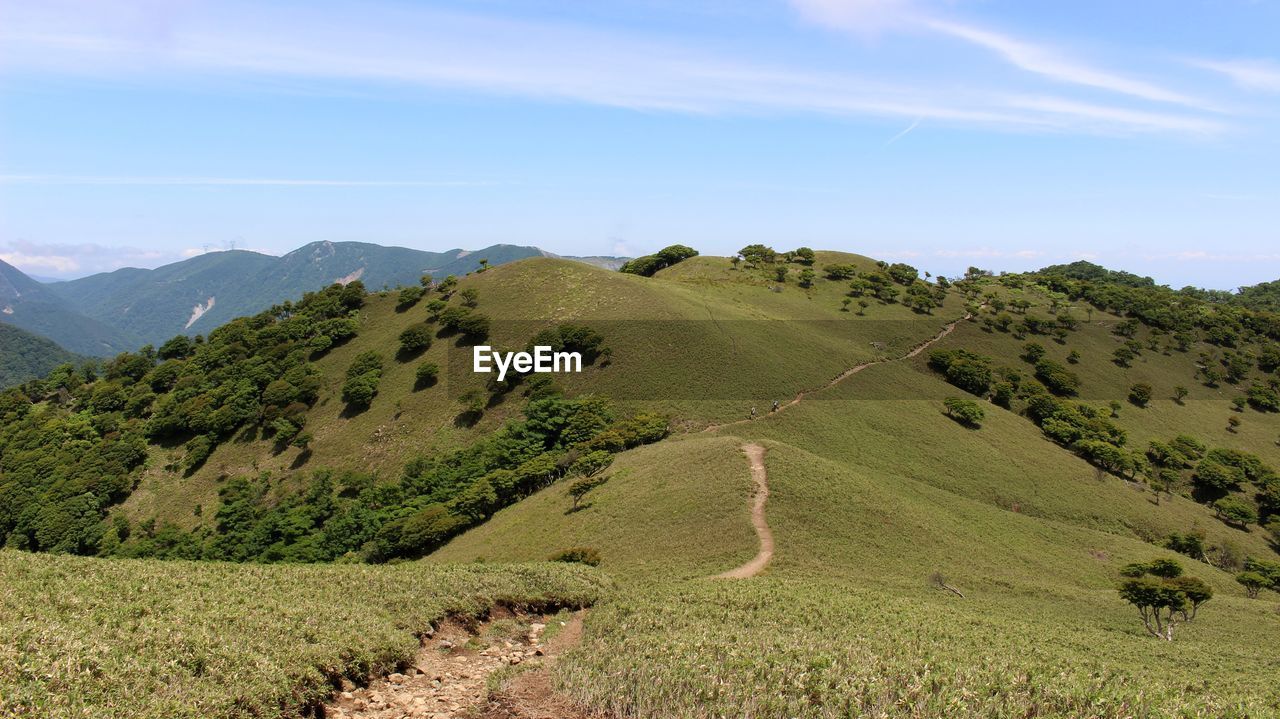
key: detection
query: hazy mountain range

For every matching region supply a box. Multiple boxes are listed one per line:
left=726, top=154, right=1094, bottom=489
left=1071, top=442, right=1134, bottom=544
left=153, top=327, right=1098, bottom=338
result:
left=0, top=242, right=616, bottom=365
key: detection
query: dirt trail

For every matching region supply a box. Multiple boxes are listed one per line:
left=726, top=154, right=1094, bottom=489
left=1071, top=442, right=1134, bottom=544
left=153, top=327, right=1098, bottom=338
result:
left=324, top=609, right=591, bottom=719
left=701, top=313, right=968, bottom=433
left=714, top=443, right=773, bottom=579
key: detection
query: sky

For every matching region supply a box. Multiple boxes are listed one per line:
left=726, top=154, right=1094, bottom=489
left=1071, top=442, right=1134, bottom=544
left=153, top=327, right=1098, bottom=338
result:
left=1, top=0, right=1278, bottom=289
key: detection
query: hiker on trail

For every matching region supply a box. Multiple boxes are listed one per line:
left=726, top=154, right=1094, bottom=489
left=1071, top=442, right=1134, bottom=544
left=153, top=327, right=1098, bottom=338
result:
left=771, top=400, right=780, bottom=413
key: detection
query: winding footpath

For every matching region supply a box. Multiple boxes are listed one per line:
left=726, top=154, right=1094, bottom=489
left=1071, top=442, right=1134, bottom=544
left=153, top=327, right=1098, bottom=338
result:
left=707, top=314, right=971, bottom=579
left=701, top=313, right=969, bottom=434
left=715, top=443, right=773, bottom=579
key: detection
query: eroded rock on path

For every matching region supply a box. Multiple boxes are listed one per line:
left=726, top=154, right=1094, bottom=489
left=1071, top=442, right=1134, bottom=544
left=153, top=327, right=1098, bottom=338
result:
left=324, top=609, right=584, bottom=719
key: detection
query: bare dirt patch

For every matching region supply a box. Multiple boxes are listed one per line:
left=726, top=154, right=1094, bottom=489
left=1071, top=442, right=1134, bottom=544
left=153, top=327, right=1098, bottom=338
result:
left=324, top=608, right=590, bottom=719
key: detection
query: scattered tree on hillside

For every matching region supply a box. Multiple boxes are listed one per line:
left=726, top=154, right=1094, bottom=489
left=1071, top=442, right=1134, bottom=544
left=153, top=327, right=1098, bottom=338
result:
left=398, top=323, right=433, bottom=357
left=1236, top=571, right=1269, bottom=598
left=414, top=362, right=439, bottom=389
left=397, top=285, right=425, bottom=310
left=791, top=247, right=815, bottom=264
left=568, top=473, right=610, bottom=511
left=825, top=264, right=857, bottom=280
left=1118, top=559, right=1212, bottom=641
left=737, top=244, right=776, bottom=267
left=1213, top=496, right=1257, bottom=528
left=1129, top=383, right=1153, bottom=407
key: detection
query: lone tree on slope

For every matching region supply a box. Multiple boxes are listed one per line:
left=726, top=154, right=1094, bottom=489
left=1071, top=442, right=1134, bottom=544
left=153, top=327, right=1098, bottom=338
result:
left=1117, top=560, right=1212, bottom=641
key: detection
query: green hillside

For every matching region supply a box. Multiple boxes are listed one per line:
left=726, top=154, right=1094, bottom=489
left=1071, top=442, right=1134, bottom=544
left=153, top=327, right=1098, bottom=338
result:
left=3, top=247, right=1280, bottom=717
left=0, top=323, right=83, bottom=388
left=0, top=259, right=138, bottom=355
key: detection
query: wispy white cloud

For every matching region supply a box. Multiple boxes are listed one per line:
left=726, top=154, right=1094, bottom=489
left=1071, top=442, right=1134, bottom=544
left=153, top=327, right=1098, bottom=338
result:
left=791, top=0, right=1210, bottom=109
left=0, top=240, right=173, bottom=276
left=920, top=19, right=1205, bottom=109
left=0, top=0, right=1226, bottom=137
left=0, top=175, right=492, bottom=187
left=885, top=117, right=922, bottom=144
left=1190, top=58, right=1280, bottom=93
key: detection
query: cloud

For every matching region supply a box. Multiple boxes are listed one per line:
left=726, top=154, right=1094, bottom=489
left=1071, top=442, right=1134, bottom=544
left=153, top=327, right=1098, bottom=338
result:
left=885, top=117, right=922, bottom=144
left=789, top=0, right=917, bottom=34
left=0, top=175, right=491, bottom=186
left=920, top=19, right=1204, bottom=108
left=1190, top=58, right=1280, bottom=93
left=791, top=0, right=1208, bottom=109
left=1, top=240, right=198, bottom=277
left=0, top=0, right=1225, bottom=137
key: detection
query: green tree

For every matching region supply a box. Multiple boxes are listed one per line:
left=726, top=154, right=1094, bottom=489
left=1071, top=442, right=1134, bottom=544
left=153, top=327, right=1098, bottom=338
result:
left=414, top=362, right=440, bottom=389
left=567, top=473, right=610, bottom=510
left=1236, top=571, right=1269, bottom=599
left=1213, top=496, right=1257, bottom=527
left=1129, top=383, right=1153, bottom=407
left=825, top=264, right=857, bottom=280
left=942, top=397, right=984, bottom=428
left=398, top=323, right=433, bottom=357
left=1118, top=561, right=1212, bottom=641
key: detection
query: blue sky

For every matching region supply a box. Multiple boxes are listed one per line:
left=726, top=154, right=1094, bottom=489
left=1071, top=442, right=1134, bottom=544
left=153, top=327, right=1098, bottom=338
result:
left=1, top=0, right=1278, bottom=289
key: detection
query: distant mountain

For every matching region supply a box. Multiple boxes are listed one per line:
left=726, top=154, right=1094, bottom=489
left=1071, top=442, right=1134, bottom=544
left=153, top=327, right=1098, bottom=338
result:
left=0, top=259, right=139, bottom=356
left=45, top=242, right=548, bottom=348
left=0, top=323, right=84, bottom=387
left=560, top=255, right=630, bottom=271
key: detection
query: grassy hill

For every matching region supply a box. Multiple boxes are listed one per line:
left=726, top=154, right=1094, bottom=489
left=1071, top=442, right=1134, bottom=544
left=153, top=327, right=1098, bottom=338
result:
left=3, top=247, right=1280, bottom=717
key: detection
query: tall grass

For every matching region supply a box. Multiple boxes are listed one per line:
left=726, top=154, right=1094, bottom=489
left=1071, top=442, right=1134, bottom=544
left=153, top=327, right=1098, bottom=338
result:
left=0, top=551, right=606, bottom=718
left=560, top=579, right=1279, bottom=719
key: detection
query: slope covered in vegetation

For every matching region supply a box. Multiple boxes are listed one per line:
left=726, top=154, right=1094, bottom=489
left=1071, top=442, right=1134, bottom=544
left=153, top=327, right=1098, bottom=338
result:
left=4, top=246, right=1280, bottom=717
left=0, top=323, right=83, bottom=388
left=0, top=551, right=604, bottom=718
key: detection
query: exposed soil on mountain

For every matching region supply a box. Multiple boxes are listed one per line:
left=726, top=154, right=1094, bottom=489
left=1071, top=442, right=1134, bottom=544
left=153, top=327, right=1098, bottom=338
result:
left=323, top=608, right=591, bottom=719
left=714, top=443, right=773, bottom=579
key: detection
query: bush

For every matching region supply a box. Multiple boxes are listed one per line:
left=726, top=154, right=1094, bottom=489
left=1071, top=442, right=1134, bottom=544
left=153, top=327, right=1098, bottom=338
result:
left=1129, top=383, right=1153, bottom=407
left=1236, top=571, right=1269, bottom=599
left=396, top=285, right=425, bottom=309
left=341, top=374, right=380, bottom=407
left=1194, top=459, right=1244, bottom=492
left=620, top=245, right=698, bottom=276
left=942, top=397, right=984, bottom=427
left=824, top=264, right=857, bottom=280
left=1213, top=496, right=1257, bottom=527
left=550, top=547, right=602, bottom=566
left=414, top=362, right=440, bottom=389
left=927, top=349, right=993, bottom=396
left=398, top=323, right=433, bottom=357
left=1034, top=358, right=1080, bottom=396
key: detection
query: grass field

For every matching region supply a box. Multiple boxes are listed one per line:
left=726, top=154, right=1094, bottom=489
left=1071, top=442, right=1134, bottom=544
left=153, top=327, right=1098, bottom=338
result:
left=0, top=552, right=606, bottom=719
